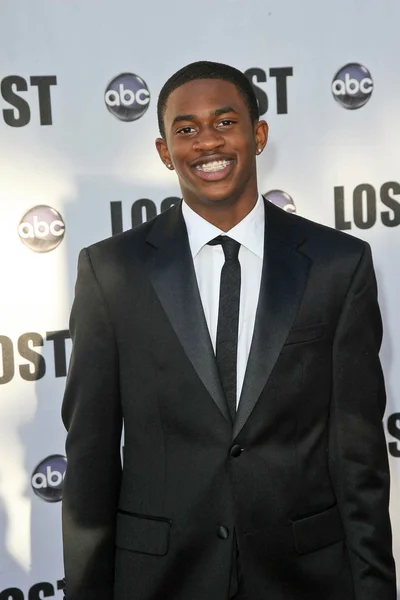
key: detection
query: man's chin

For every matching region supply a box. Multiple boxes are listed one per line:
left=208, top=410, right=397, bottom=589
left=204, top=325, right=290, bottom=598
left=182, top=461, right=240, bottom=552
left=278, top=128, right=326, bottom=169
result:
left=191, top=180, right=237, bottom=205
left=179, top=172, right=242, bottom=206
left=197, top=190, right=236, bottom=206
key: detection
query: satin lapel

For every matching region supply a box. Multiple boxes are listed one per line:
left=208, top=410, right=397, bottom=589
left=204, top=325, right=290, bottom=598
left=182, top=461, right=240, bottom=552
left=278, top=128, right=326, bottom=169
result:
left=233, top=201, right=311, bottom=439
left=143, top=203, right=230, bottom=424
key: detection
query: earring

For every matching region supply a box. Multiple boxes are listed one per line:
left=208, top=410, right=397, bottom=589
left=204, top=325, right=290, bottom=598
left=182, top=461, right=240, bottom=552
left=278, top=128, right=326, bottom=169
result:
left=257, top=148, right=262, bottom=154
left=167, top=163, right=172, bottom=168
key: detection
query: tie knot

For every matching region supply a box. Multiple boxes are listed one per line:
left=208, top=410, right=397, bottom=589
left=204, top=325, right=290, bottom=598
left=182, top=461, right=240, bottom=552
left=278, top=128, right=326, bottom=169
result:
left=208, top=235, right=241, bottom=261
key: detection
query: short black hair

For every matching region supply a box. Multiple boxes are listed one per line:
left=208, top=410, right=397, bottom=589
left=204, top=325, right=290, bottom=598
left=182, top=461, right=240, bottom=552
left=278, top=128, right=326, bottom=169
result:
left=157, top=60, right=259, bottom=139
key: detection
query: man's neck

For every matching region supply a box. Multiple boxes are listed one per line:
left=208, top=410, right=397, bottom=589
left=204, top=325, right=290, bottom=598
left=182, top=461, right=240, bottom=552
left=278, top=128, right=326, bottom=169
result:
left=183, top=194, right=259, bottom=232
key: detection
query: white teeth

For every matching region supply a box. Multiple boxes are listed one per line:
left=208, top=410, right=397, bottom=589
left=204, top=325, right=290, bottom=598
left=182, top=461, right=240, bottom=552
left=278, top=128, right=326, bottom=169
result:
left=196, top=160, right=232, bottom=173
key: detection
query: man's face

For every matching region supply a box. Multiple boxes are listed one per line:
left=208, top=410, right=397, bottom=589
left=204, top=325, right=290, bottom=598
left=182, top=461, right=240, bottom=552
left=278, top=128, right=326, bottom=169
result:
left=156, top=79, right=267, bottom=207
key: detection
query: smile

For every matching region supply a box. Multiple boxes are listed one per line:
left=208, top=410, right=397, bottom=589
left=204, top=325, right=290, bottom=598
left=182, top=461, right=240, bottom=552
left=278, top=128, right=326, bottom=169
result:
left=195, top=159, right=233, bottom=173
left=192, top=158, right=235, bottom=182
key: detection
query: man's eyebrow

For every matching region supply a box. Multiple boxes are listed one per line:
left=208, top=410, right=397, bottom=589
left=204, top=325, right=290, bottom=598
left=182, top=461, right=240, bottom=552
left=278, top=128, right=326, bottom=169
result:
left=213, top=106, right=238, bottom=117
left=171, top=107, right=238, bottom=127
left=171, top=114, right=196, bottom=127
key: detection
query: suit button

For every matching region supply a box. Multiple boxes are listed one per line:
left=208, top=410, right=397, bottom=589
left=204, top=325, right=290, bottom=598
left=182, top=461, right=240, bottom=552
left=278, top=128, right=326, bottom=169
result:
left=230, top=445, right=242, bottom=457
left=217, top=525, right=229, bottom=539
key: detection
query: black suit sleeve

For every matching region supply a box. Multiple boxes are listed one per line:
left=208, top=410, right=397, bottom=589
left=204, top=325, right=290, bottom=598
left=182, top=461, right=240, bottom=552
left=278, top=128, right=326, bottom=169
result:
left=329, top=242, right=396, bottom=599
left=62, top=248, right=122, bottom=600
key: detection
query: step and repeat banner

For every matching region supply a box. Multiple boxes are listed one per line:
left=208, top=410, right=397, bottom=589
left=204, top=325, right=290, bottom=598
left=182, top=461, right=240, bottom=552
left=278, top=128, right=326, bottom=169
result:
left=1, top=0, right=399, bottom=597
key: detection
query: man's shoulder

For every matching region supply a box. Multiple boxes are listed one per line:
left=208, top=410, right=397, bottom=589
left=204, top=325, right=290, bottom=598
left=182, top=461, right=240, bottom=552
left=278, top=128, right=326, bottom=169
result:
left=267, top=201, right=367, bottom=258
left=84, top=206, right=172, bottom=263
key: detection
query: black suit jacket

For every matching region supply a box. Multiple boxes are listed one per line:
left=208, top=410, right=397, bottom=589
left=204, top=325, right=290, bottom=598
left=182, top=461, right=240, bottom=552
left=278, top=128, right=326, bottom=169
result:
left=62, top=199, right=396, bottom=600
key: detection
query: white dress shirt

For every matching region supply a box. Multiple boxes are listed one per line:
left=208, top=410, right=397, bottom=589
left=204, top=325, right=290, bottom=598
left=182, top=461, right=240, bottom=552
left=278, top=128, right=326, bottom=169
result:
left=182, top=195, right=265, bottom=406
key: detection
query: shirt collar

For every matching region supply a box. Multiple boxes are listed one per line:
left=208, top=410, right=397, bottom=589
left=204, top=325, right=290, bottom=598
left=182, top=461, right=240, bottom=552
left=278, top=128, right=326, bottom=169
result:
left=182, top=194, right=265, bottom=259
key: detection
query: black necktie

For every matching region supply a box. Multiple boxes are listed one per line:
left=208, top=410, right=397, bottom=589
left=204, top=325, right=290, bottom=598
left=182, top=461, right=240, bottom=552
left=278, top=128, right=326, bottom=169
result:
left=208, top=235, right=241, bottom=423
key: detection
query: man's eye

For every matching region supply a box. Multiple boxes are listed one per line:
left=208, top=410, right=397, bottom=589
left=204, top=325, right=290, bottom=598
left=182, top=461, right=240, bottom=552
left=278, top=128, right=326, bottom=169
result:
left=176, top=126, right=195, bottom=134
left=218, top=119, right=236, bottom=127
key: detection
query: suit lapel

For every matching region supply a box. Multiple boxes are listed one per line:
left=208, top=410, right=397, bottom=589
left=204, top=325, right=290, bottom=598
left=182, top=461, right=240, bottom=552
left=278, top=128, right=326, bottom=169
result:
left=233, top=200, right=311, bottom=439
left=143, top=203, right=230, bottom=424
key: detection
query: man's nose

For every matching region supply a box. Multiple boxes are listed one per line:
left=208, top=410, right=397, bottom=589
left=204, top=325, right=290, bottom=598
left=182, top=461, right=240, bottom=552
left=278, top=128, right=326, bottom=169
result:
left=193, top=127, right=225, bottom=151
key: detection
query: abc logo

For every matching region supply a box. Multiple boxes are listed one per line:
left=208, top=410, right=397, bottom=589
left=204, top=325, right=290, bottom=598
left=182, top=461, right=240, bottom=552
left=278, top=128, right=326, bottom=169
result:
left=105, top=73, right=150, bottom=122
left=18, top=205, right=65, bottom=252
left=264, top=190, right=296, bottom=214
left=31, top=455, right=67, bottom=502
left=332, top=63, right=373, bottom=109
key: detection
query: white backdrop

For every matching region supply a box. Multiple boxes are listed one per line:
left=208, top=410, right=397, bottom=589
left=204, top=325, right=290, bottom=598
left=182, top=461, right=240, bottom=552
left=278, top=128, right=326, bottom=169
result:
left=1, top=0, right=399, bottom=597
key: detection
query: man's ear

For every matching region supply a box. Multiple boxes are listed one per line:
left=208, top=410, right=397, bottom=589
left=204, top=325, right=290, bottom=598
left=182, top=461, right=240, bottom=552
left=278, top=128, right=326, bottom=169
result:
left=155, top=138, right=174, bottom=170
left=254, top=120, right=269, bottom=154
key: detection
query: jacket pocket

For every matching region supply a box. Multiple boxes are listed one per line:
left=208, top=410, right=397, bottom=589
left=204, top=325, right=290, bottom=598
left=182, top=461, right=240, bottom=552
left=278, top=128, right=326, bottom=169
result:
left=284, top=323, right=327, bottom=346
left=292, top=504, right=345, bottom=555
left=116, top=510, right=171, bottom=556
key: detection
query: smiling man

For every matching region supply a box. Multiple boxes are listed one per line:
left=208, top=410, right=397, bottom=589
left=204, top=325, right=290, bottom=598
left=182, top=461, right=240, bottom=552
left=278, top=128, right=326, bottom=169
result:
left=62, top=62, right=396, bottom=600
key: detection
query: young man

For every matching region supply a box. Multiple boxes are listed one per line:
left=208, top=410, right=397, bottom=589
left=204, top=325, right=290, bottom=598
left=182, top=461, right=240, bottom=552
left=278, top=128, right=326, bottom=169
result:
left=62, top=61, right=396, bottom=600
